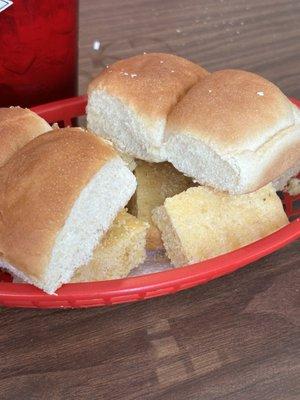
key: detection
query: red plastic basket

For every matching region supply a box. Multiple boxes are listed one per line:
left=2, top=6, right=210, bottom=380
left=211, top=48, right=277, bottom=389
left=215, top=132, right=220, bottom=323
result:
left=0, top=96, right=299, bottom=309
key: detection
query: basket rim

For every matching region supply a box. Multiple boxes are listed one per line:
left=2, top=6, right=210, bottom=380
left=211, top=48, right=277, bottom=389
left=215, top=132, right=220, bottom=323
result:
left=0, top=96, right=299, bottom=305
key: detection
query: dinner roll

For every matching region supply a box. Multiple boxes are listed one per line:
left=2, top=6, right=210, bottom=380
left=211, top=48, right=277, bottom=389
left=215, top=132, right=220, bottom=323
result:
left=165, top=69, right=300, bottom=194
left=87, top=52, right=208, bottom=162
left=0, top=128, right=136, bottom=293
left=0, top=106, right=51, bottom=167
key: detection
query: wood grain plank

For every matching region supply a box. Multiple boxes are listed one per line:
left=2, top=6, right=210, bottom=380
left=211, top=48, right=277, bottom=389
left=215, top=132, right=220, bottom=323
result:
left=0, top=242, right=299, bottom=399
left=0, top=0, right=299, bottom=399
left=78, top=0, right=300, bottom=97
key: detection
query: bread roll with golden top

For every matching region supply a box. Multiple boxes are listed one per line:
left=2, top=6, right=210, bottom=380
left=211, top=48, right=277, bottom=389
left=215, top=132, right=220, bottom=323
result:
left=87, top=53, right=209, bottom=162
left=165, top=69, right=300, bottom=194
left=0, top=106, right=51, bottom=167
left=152, top=184, right=289, bottom=267
left=0, top=128, right=137, bottom=294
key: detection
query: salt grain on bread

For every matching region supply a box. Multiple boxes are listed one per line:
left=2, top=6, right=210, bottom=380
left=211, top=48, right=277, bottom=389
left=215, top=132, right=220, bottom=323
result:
left=0, top=106, right=51, bottom=167
left=165, top=69, right=300, bottom=194
left=71, top=210, right=148, bottom=282
left=87, top=52, right=208, bottom=162
left=152, top=184, right=289, bottom=266
left=0, top=128, right=136, bottom=294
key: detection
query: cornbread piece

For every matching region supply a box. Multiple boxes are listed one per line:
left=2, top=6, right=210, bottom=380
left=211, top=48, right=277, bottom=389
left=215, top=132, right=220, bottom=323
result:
left=87, top=52, right=208, bottom=162
left=0, top=106, right=51, bottom=166
left=152, top=185, right=288, bottom=266
left=166, top=69, right=300, bottom=194
left=129, top=160, right=193, bottom=249
left=0, top=128, right=136, bottom=294
left=72, top=210, right=148, bottom=282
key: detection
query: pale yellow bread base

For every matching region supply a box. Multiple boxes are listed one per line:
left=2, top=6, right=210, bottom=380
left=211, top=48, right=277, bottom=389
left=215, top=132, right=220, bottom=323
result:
left=71, top=210, right=149, bottom=282
left=152, top=185, right=289, bottom=266
left=129, top=160, right=194, bottom=250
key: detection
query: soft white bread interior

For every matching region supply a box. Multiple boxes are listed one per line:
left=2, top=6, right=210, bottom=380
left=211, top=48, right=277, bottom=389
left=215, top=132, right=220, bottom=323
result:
left=0, top=106, right=51, bottom=167
left=152, top=184, right=288, bottom=266
left=0, top=128, right=136, bottom=294
left=71, top=210, right=148, bottom=282
left=165, top=70, right=300, bottom=194
left=129, top=160, right=194, bottom=249
left=87, top=52, right=208, bottom=162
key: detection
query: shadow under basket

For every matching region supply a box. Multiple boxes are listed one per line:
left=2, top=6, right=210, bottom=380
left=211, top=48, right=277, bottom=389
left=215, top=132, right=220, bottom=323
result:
left=0, top=96, right=299, bottom=309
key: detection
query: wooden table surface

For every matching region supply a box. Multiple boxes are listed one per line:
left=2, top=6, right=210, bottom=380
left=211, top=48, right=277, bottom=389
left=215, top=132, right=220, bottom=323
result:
left=1, top=1, right=300, bottom=399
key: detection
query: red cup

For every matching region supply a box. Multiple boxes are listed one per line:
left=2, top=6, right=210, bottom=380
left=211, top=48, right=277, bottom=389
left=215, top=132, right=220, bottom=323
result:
left=0, top=0, right=78, bottom=107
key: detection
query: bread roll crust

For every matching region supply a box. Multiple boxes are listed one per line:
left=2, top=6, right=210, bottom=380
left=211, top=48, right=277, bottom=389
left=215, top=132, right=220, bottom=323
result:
left=0, top=128, right=117, bottom=279
left=166, top=69, right=300, bottom=193
left=88, top=52, right=208, bottom=120
left=166, top=69, right=295, bottom=151
left=257, top=129, right=300, bottom=190
left=0, top=106, right=51, bottom=167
